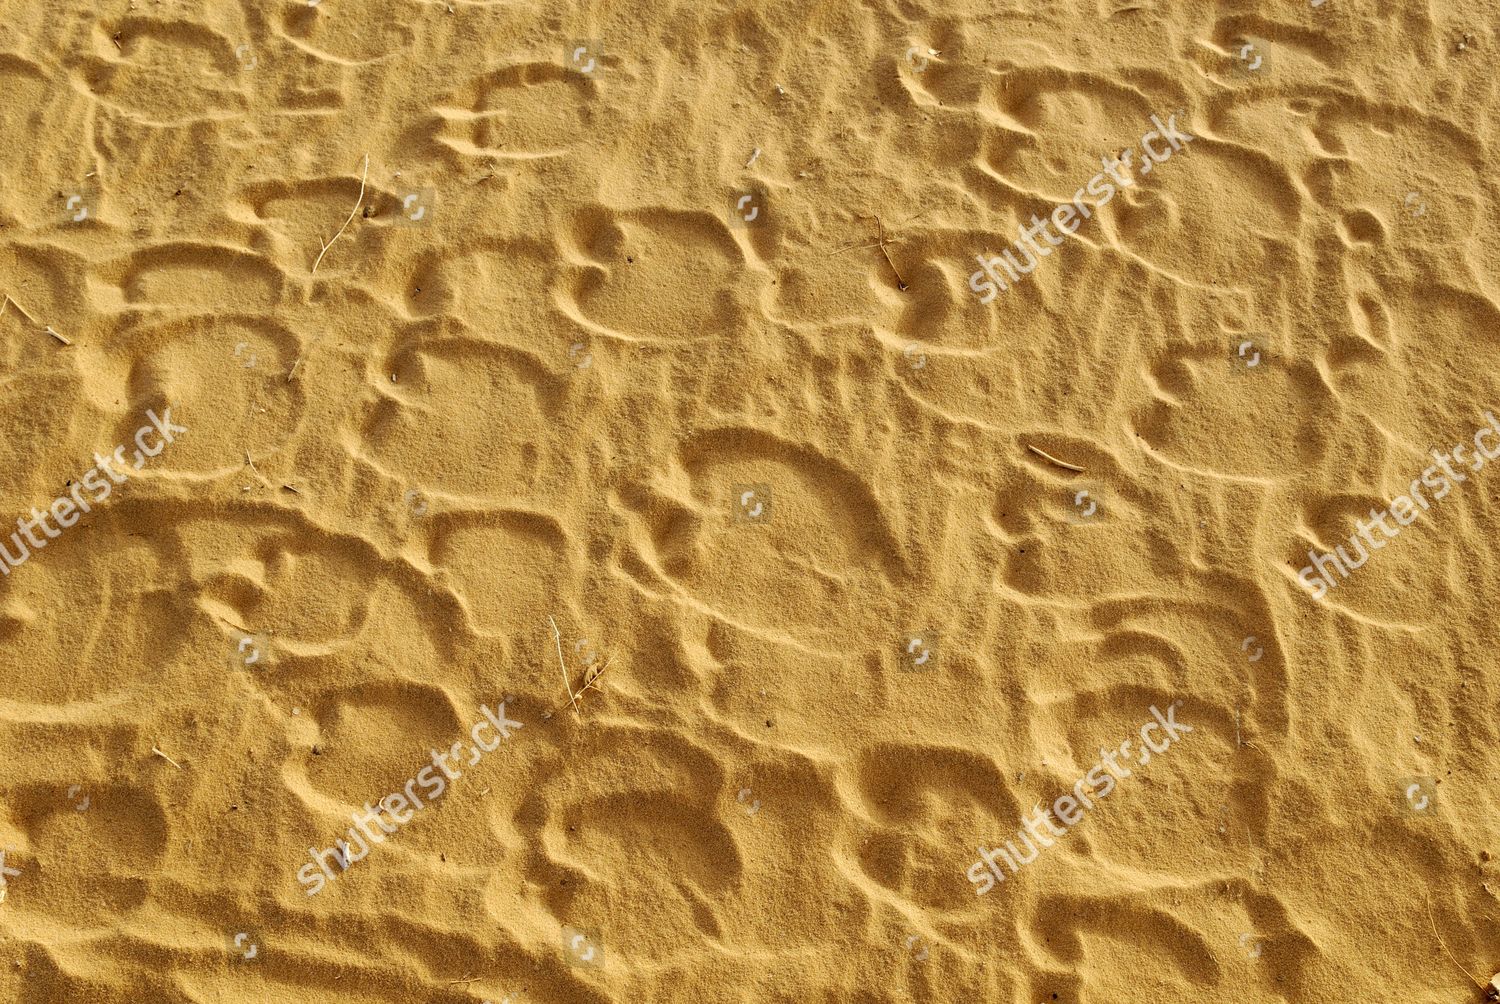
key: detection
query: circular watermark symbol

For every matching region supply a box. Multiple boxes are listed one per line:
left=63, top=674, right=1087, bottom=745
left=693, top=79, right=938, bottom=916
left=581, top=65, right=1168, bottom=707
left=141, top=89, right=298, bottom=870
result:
left=736, top=787, right=761, bottom=816
left=565, top=39, right=603, bottom=75
left=568, top=340, right=593, bottom=370
left=1399, top=776, right=1436, bottom=814
left=1231, top=338, right=1265, bottom=372
left=395, top=187, right=434, bottom=225
left=61, top=187, right=96, bottom=224
left=901, top=632, right=938, bottom=671
left=730, top=190, right=765, bottom=227
left=1236, top=40, right=1265, bottom=72
left=732, top=484, right=772, bottom=523
left=1065, top=484, right=1105, bottom=523
left=230, top=633, right=271, bottom=670
left=232, top=931, right=260, bottom=961
left=562, top=926, right=603, bottom=968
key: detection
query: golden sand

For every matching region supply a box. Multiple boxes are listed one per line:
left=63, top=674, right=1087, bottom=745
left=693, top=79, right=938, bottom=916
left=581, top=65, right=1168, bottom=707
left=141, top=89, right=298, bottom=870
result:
left=1, top=1, right=1498, bottom=1001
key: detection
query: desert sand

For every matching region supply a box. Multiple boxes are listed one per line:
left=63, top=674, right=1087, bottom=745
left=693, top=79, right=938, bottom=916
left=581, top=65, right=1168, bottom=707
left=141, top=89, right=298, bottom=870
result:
left=1, top=0, right=1499, bottom=1001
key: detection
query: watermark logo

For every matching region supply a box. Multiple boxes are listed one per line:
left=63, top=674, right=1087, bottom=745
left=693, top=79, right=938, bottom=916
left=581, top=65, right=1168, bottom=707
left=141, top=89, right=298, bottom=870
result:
left=731, top=191, right=764, bottom=227
left=1297, top=412, right=1500, bottom=601
left=1238, top=932, right=1264, bottom=959
left=568, top=341, right=593, bottom=370
left=396, top=188, right=434, bottom=225
left=904, top=934, right=930, bottom=961
left=736, top=787, right=761, bottom=816
left=232, top=633, right=270, bottom=670
left=902, top=343, right=927, bottom=370
left=901, top=632, right=937, bottom=671
left=1400, top=776, right=1436, bottom=813
left=0, top=407, right=185, bottom=579
left=1240, top=636, right=1264, bottom=662
left=232, top=932, right=260, bottom=960
left=63, top=190, right=94, bottom=224
left=904, top=46, right=932, bottom=72
left=66, top=785, right=90, bottom=812
left=1404, top=191, right=1428, bottom=217
left=404, top=489, right=429, bottom=518
left=234, top=342, right=257, bottom=368
left=234, top=43, right=258, bottom=69
left=966, top=702, right=1192, bottom=896
left=968, top=112, right=1193, bottom=305
left=733, top=484, right=771, bottom=523
left=295, top=703, right=522, bottom=895
left=1237, top=41, right=1264, bottom=71
left=1233, top=338, right=1264, bottom=371
left=1067, top=484, right=1105, bottom=523
left=563, top=927, right=603, bottom=968
left=0, top=850, right=20, bottom=903
left=566, top=40, right=602, bottom=75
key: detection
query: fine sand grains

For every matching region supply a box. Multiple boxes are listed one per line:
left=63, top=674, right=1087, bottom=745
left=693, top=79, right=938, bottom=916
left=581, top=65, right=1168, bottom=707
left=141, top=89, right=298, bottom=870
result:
left=0, top=1, right=1498, bottom=1002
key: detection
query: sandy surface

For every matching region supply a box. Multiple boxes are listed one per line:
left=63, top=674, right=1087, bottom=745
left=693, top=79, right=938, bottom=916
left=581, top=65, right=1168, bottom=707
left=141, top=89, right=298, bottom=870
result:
left=1, top=1, right=1499, bottom=1002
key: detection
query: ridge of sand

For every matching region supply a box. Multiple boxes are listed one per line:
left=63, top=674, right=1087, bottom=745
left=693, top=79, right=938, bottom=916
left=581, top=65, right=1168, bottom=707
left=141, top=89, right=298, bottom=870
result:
left=1, top=1, right=1499, bottom=1002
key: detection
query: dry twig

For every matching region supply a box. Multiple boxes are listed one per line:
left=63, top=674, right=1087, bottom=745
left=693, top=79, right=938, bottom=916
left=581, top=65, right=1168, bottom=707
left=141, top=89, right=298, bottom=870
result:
left=151, top=746, right=183, bottom=770
left=1425, top=900, right=1486, bottom=991
left=312, top=154, right=369, bottom=274
left=550, top=616, right=579, bottom=715
left=1027, top=444, right=1085, bottom=473
left=546, top=620, right=615, bottom=716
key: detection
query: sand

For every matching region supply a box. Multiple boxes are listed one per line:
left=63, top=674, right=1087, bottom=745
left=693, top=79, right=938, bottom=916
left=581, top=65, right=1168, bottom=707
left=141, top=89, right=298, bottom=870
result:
left=1, top=1, right=1499, bottom=1001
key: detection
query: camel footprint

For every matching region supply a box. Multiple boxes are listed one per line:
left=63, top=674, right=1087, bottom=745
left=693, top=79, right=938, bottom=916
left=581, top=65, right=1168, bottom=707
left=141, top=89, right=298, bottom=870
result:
left=429, top=62, right=592, bottom=161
